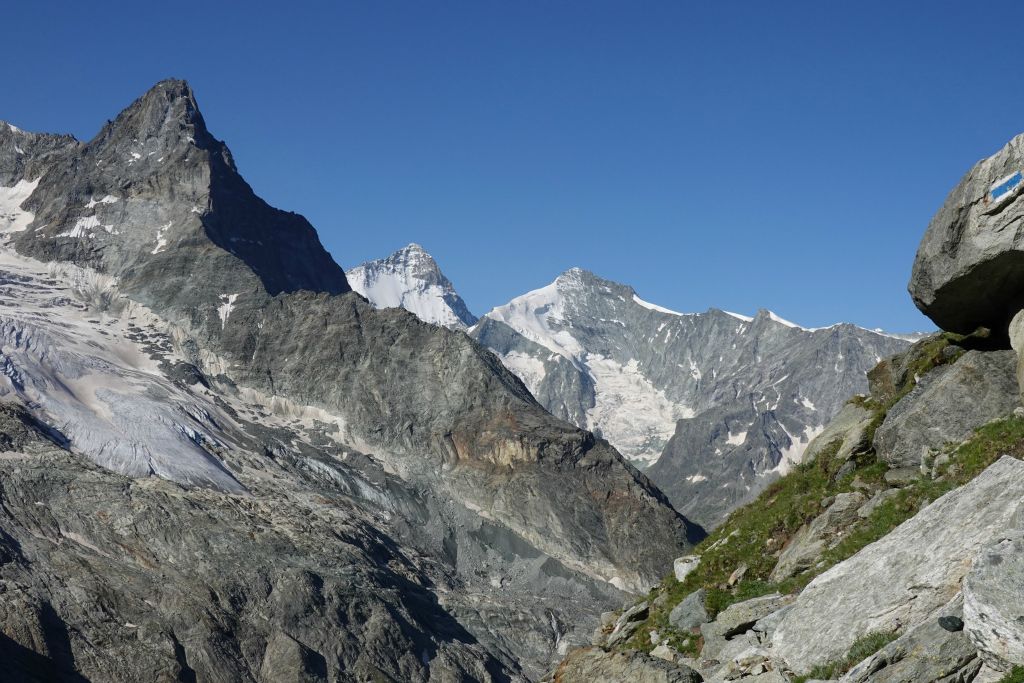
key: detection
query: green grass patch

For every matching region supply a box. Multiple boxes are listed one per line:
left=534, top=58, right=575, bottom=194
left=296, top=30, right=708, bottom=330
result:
left=998, top=666, right=1024, bottom=683
left=792, top=631, right=899, bottom=683
left=621, top=414, right=1024, bottom=658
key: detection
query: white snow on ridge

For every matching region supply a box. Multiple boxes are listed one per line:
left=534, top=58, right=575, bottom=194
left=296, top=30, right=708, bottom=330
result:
left=632, top=294, right=683, bottom=316
left=768, top=311, right=800, bottom=328
left=723, top=310, right=754, bottom=323
left=0, top=178, right=41, bottom=233
left=485, top=279, right=586, bottom=366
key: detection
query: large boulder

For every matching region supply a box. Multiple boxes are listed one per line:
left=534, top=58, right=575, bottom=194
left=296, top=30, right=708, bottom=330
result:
left=872, top=350, right=1019, bottom=469
left=772, top=456, right=1024, bottom=674
left=963, top=529, right=1024, bottom=671
left=909, top=132, right=1024, bottom=336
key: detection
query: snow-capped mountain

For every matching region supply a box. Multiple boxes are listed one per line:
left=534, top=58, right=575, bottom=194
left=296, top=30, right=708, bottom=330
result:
left=0, top=80, right=699, bottom=681
left=470, top=268, right=911, bottom=528
left=347, top=243, right=477, bottom=329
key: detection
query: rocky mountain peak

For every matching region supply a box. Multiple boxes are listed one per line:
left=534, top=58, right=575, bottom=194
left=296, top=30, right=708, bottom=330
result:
left=347, top=243, right=476, bottom=329
left=93, top=78, right=213, bottom=151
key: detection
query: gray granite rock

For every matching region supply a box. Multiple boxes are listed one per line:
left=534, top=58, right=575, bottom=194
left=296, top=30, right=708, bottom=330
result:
left=873, top=350, right=1019, bottom=469
left=841, top=595, right=980, bottom=683
left=769, top=492, right=866, bottom=582
left=803, top=402, right=875, bottom=465
left=963, top=530, right=1024, bottom=671
left=669, top=589, right=710, bottom=632
left=909, top=131, right=1024, bottom=335
left=773, top=456, right=1024, bottom=675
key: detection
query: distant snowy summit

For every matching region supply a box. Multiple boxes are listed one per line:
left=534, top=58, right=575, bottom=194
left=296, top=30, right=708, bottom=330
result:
left=345, top=248, right=916, bottom=527
left=347, top=243, right=477, bottom=330
left=469, top=267, right=913, bottom=527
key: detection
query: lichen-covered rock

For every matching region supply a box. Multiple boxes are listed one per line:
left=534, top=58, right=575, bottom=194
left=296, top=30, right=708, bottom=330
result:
left=963, top=530, right=1024, bottom=671
left=909, top=132, right=1024, bottom=335
left=873, top=351, right=1019, bottom=469
left=550, top=648, right=702, bottom=683
left=773, top=456, right=1024, bottom=674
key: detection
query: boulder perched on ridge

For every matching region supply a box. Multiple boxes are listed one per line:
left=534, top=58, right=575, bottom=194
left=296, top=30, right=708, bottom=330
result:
left=909, top=132, right=1024, bottom=336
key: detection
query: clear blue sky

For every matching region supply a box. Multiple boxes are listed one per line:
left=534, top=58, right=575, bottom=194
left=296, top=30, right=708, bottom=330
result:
left=4, top=1, right=1024, bottom=331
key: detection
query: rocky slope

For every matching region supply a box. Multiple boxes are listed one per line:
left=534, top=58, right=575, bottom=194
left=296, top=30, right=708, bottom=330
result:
left=553, top=129, right=1024, bottom=682
left=0, top=80, right=702, bottom=681
left=469, top=268, right=910, bottom=528
left=347, top=243, right=477, bottom=330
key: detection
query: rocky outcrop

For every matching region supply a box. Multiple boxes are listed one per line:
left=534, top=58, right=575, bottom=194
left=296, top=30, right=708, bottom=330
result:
left=963, top=530, right=1024, bottom=671
left=768, top=491, right=866, bottom=582
left=909, top=131, right=1024, bottom=337
left=802, top=402, right=874, bottom=465
left=772, top=456, right=1024, bottom=674
left=669, top=589, right=710, bottom=632
left=550, top=648, right=702, bottom=683
left=872, top=350, right=1019, bottom=469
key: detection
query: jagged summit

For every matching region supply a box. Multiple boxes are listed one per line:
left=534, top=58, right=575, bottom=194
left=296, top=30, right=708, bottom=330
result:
left=93, top=78, right=211, bottom=148
left=348, top=242, right=477, bottom=329
left=472, top=268, right=910, bottom=527
left=3, top=79, right=349, bottom=312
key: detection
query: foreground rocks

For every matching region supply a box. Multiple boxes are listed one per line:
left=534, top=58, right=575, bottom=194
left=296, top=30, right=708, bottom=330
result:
left=872, top=350, right=1019, bottom=469
left=772, top=456, right=1024, bottom=674
left=841, top=595, right=981, bottom=683
left=964, top=530, right=1024, bottom=671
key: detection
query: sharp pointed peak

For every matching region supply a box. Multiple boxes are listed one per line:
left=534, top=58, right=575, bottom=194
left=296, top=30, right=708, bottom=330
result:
left=93, top=78, right=210, bottom=147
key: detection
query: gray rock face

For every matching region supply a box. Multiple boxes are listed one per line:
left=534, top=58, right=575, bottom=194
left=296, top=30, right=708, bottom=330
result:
left=841, top=595, right=981, bottom=683
left=700, top=593, right=794, bottom=663
left=471, top=269, right=909, bottom=529
left=347, top=243, right=477, bottom=330
left=773, top=456, right=1024, bottom=674
left=963, top=530, right=1024, bottom=670
left=909, top=132, right=1024, bottom=335
left=769, top=491, right=866, bottom=582
left=550, top=648, right=702, bottom=683
left=802, top=402, right=874, bottom=465
left=873, top=350, right=1019, bottom=469
left=0, top=80, right=703, bottom=680
left=669, top=589, right=710, bottom=632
